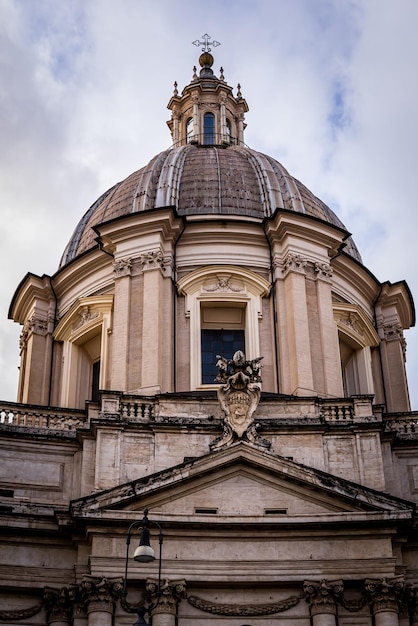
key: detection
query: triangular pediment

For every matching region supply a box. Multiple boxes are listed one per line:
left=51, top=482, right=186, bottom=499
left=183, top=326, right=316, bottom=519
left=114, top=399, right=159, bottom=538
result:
left=71, top=442, right=413, bottom=524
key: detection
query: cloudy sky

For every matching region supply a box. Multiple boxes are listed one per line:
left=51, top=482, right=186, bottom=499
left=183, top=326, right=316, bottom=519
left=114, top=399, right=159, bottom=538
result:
left=1, top=0, right=418, bottom=408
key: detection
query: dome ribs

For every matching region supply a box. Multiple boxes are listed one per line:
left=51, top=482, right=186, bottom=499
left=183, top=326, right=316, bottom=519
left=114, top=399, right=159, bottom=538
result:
left=60, top=145, right=362, bottom=266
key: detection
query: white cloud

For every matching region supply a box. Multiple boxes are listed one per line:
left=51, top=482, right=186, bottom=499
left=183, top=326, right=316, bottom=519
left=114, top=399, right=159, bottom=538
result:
left=1, top=0, right=417, bottom=407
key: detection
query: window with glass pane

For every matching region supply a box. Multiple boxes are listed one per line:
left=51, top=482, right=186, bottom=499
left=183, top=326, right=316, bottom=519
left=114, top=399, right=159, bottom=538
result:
left=91, top=360, right=101, bottom=402
left=201, top=329, right=245, bottom=384
left=203, top=112, right=215, bottom=145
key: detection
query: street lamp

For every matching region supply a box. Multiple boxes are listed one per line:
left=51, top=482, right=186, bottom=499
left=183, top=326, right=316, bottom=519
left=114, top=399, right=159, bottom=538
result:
left=122, top=508, right=163, bottom=626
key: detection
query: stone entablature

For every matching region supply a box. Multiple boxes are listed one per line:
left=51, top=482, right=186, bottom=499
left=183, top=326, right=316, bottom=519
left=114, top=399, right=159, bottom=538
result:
left=1, top=576, right=414, bottom=623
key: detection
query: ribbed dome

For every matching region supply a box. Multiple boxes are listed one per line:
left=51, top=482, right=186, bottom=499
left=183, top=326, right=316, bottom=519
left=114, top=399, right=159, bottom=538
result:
left=60, top=144, right=361, bottom=267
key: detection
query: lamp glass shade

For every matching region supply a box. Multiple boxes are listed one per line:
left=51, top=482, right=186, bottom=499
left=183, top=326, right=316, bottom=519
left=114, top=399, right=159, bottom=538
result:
left=133, top=544, right=155, bottom=562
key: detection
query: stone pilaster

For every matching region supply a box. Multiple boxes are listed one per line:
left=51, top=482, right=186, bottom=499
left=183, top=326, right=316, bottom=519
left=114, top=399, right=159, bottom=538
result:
left=375, top=281, right=412, bottom=412
left=365, top=577, right=405, bottom=626
left=314, top=261, right=344, bottom=397
left=146, top=579, right=187, bottom=626
left=276, top=253, right=314, bottom=395
left=140, top=250, right=170, bottom=394
left=111, top=257, right=133, bottom=391
left=303, top=579, right=343, bottom=626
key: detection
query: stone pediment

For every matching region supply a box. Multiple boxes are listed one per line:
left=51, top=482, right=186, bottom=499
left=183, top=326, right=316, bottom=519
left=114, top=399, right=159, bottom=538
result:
left=71, top=442, right=413, bottom=523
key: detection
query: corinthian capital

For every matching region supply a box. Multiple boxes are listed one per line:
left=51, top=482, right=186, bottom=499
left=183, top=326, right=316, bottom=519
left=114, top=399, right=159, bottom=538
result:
left=146, top=579, right=187, bottom=616
left=303, top=579, right=343, bottom=616
left=80, top=575, right=123, bottom=615
left=43, top=587, right=71, bottom=624
left=314, top=261, right=333, bottom=281
left=113, top=257, right=132, bottom=277
left=282, top=252, right=308, bottom=277
left=365, top=576, right=405, bottom=615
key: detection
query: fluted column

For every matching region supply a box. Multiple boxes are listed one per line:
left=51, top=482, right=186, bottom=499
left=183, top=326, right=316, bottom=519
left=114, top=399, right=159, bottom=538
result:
left=365, top=577, right=404, bottom=626
left=146, top=579, right=186, bottom=626
left=43, top=587, right=71, bottom=626
left=303, top=579, right=343, bottom=626
left=80, top=576, right=123, bottom=626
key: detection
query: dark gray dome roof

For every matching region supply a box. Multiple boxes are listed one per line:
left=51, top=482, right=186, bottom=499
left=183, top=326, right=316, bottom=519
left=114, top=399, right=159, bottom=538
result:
left=60, top=144, right=361, bottom=267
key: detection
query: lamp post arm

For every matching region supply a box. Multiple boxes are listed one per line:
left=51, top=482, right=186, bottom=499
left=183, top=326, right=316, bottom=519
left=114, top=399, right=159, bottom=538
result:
left=122, top=509, right=165, bottom=620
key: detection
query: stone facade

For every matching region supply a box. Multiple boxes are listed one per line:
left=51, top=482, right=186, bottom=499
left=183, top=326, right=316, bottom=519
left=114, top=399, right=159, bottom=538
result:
left=1, top=44, right=418, bottom=626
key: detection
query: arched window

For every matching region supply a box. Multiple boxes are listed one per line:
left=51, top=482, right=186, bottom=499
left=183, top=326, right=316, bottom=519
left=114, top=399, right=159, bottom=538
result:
left=186, top=117, right=194, bottom=143
left=201, top=303, right=246, bottom=383
left=53, top=295, right=113, bottom=408
left=226, top=118, right=231, bottom=143
left=177, top=266, right=270, bottom=389
left=203, top=112, right=215, bottom=145
left=334, top=303, right=380, bottom=397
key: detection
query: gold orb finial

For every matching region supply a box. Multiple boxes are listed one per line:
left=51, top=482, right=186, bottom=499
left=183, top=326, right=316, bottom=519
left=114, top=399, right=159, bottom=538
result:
left=199, top=51, right=214, bottom=68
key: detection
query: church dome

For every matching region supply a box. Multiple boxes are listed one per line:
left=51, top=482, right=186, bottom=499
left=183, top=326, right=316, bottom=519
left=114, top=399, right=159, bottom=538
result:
left=60, top=143, right=361, bottom=267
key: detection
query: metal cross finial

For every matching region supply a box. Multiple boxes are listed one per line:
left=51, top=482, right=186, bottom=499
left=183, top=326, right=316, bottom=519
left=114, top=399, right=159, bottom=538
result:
left=192, top=33, right=221, bottom=52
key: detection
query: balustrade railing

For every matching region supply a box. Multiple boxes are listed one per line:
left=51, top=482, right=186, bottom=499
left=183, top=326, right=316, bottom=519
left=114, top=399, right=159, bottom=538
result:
left=384, top=413, right=418, bottom=436
left=120, top=399, right=155, bottom=421
left=171, top=133, right=246, bottom=148
left=0, top=401, right=86, bottom=430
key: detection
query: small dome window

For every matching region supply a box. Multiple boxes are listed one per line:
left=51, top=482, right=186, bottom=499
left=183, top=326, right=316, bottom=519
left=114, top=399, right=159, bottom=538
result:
left=203, top=112, right=215, bottom=145
left=186, top=117, right=194, bottom=143
left=226, top=118, right=231, bottom=141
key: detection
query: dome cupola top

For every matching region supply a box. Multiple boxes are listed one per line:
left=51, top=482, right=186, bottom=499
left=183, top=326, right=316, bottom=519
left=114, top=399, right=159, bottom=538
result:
left=167, top=35, right=248, bottom=147
left=193, top=33, right=219, bottom=78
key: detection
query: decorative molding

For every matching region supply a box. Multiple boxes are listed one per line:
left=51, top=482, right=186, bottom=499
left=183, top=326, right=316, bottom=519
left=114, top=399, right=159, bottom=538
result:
left=303, top=579, right=343, bottom=616
left=365, top=576, right=405, bottom=615
left=314, top=261, right=333, bottom=280
left=43, top=586, right=71, bottom=624
left=282, top=253, right=308, bottom=277
left=333, top=303, right=380, bottom=348
left=54, top=295, right=113, bottom=343
left=382, top=322, right=404, bottom=342
left=138, top=250, right=164, bottom=272
left=73, top=306, right=100, bottom=331
left=79, top=576, right=123, bottom=615
left=382, top=323, right=407, bottom=358
left=187, top=593, right=300, bottom=616
left=146, top=579, right=187, bottom=616
left=113, top=257, right=133, bottom=277
left=203, top=275, right=243, bottom=293
left=0, top=602, right=43, bottom=621
left=211, top=350, right=270, bottom=451
left=19, top=314, right=49, bottom=350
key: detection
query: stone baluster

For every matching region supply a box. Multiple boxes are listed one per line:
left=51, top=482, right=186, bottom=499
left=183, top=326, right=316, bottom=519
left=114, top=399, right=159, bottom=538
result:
left=303, top=579, right=343, bottom=626
left=43, top=587, right=71, bottom=626
left=80, top=576, right=123, bottom=626
left=365, top=577, right=405, bottom=626
left=146, top=579, right=186, bottom=626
